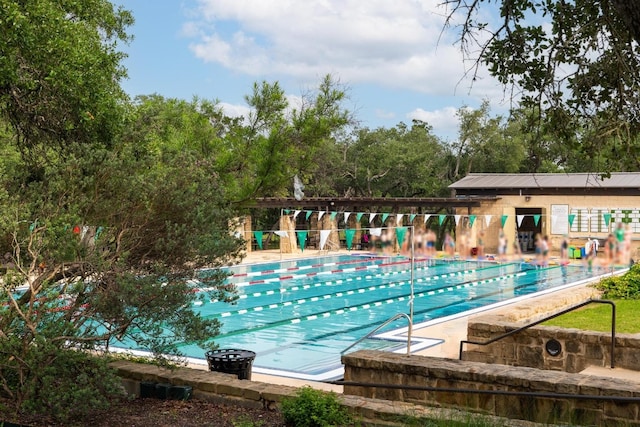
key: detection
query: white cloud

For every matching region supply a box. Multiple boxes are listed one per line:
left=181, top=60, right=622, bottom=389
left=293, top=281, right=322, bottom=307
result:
left=408, top=106, right=461, bottom=140
left=185, top=0, right=494, bottom=96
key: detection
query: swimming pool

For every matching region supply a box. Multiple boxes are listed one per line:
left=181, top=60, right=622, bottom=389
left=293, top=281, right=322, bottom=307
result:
left=113, top=254, right=620, bottom=380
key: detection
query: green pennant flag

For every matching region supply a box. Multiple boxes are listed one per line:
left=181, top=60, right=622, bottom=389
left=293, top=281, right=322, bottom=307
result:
left=438, top=214, right=446, bottom=225
left=501, top=215, right=508, bottom=228
left=253, top=231, right=264, bottom=249
left=305, top=210, right=312, bottom=220
left=330, top=212, right=338, bottom=220
left=382, top=213, right=390, bottom=224
left=568, top=214, right=576, bottom=227
left=297, top=230, right=308, bottom=252
left=603, top=213, right=611, bottom=226
left=409, top=214, right=416, bottom=223
left=29, top=220, right=38, bottom=233
left=345, top=228, right=356, bottom=250
left=396, top=226, right=407, bottom=249
left=533, top=214, right=541, bottom=226
left=284, top=209, right=290, bottom=214
left=356, top=212, right=364, bottom=222
left=468, top=215, right=476, bottom=227
left=95, top=226, right=104, bottom=241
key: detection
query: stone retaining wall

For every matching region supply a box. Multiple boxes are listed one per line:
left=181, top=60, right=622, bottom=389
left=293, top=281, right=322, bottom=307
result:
left=111, top=360, right=544, bottom=427
left=342, top=350, right=640, bottom=426
left=463, top=318, right=640, bottom=373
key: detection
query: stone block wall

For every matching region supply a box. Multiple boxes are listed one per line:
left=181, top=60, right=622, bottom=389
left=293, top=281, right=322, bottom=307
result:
left=463, top=319, right=640, bottom=373
left=342, top=350, right=640, bottom=426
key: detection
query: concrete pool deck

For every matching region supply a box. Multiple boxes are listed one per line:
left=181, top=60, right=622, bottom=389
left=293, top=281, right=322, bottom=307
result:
left=212, top=249, right=639, bottom=389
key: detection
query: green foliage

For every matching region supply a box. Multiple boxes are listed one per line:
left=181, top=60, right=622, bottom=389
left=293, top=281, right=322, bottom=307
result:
left=281, top=386, right=352, bottom=427
left=448, top=0, right=640, bottom=172
left=1, top=345, right=125, bottom=423
left=596, top=264, right=640, bottom=299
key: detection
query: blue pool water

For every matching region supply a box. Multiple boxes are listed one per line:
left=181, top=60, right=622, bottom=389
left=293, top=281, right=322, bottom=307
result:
left=113, top=254, right=620, bottom=380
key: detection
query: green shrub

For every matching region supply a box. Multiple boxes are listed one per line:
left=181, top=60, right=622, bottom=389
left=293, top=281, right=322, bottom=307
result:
left=596, top=264, right=640, bottom=299
left=281, top=386, right=352, bottom=427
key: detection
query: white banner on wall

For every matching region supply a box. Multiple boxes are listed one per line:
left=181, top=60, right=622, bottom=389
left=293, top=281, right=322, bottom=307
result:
left=551, top=204, right=569, bottom=235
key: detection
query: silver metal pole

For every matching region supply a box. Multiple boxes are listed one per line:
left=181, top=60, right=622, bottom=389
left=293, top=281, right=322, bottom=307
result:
left=407, top=225, right=414, bottom=355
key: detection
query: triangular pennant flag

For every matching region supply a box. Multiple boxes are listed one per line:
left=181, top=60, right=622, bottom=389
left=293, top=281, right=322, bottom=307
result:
left=396, top=226, right=407, bottom=248
left=501, top=215, right=508, bottom=228
left=516, top=215, right=525, bottom=227
left=468, top=215, right=476, bottom=227
left=305, top=210, right=313, bottom=220
left=438, top=214, right=446, bottom=225
left=409, top=214, right=416, bottom=223
left=344, top=212, right=351, bottom=223
left=95, top=226, right=104, bottom=241
left=381, top=213, right=390, bottom=224
left=330, top=212, right=338, bottom=220
left=568, top=214, right=576, bottom=227
left=318, top=211, right=325, bottom=220
left=454, top=215, right=461, bottom=226
left=356, top=212, right=364, bottom=222
left=484, top=215, right=492, bottom=227
left=293, top=210, right=301, bottom=220
left=253, top=231, right=264, bottom=249
left=283, top=209, right=291, bottom=214
left=369, top=213, right=377, bottom=224
left=533, top=214, right=541, bottom=226
left=424, top=214, right=432, bottom=224
left=603, top=213, right=611, bottom=226
left=29, top=220, right=38, bottom=233
left=296, top=230, right=308, bottom=251
left=274, top=230, right=288, bottom=238
left=397, top=214, right=404, bottom=225
left=345, top=228, right=356, bottom=250
left=370, top=227, right=382, bottom=237
left=319, top=230, right=331, bottom=250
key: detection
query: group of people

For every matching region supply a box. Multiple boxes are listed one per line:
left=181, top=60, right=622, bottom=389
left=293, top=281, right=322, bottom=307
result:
left=361, top=222, right=635, bottom=266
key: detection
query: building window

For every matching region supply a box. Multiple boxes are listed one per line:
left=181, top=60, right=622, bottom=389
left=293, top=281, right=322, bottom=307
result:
left=569, top=208, right=589, bottom=233
left=590, top=208, right=609, bottom=233
left=610, top=208, right=640, bottom=233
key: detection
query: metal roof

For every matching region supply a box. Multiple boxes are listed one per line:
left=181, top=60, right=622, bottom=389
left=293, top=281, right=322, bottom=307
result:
left=449, top=173, right=640, bottom=189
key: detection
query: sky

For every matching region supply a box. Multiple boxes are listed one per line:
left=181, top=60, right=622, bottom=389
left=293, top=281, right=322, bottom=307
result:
left=115, top=0, right=508, bottom=141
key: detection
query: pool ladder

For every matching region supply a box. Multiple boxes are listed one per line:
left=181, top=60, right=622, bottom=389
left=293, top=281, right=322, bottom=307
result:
left=341, top=313, right=413, bottom=356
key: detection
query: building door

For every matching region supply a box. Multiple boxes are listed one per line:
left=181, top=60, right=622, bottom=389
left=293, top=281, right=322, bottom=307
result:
left=515, top=207, right=543, bottom=252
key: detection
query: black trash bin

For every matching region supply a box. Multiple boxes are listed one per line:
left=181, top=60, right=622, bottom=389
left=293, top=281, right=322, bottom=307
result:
left=205, top=349, right=256, bottom=380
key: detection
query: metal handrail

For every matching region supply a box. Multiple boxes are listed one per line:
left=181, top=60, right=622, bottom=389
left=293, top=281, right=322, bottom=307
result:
left=342, top=312, right=413, bottom=355
left=459, top=299, right=616, bottom=368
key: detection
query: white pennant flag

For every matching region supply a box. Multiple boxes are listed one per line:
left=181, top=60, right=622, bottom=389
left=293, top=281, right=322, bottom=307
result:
left=369, top=213, right=377, bottom=224
left=424, top=214, right=432, bottom=224
left=516, top=215, right=525, bottom=227
left=319, top=230, right=331, bottom=250
left=454, top=215, right=461, bottom=226
left=397, top=214, right=404, bottom=225
left=484, top=215, right=492, bottom=227
left=293, top=210, right=301, bottom=220
left=344, top=212, right=351, bottom=223
left=318, top=211, right=325, bottom=220
left=274, top=230, right=289, bottom=238
left=370, top=227, right=382, bottom=237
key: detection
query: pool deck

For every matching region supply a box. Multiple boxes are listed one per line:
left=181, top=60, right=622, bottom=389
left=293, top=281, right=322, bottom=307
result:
left=210, top=249, right=640, bottom=390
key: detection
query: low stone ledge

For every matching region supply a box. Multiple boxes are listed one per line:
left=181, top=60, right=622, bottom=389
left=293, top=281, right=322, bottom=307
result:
left=342, top=350, right=640, bottom=425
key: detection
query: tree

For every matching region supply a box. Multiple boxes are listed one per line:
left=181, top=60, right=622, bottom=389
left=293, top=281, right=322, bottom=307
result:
left=343, top=121, right=451, bottom=197
left=0, top=0, right=133, bottom=162
left=0, top=2, right=245, bottom=422
left=451, top=101, right=526, bottom=176
left=445, top=0, right=640, bottom=172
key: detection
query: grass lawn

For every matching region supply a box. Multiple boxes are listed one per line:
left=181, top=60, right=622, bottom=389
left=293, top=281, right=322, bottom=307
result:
left=543, top=299, right=640, bottom=334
